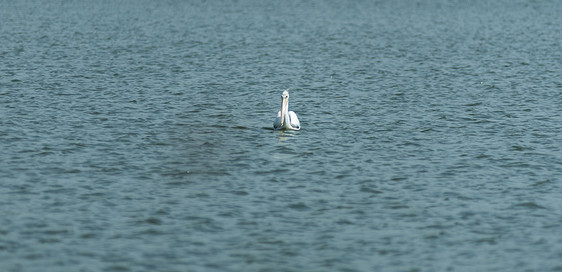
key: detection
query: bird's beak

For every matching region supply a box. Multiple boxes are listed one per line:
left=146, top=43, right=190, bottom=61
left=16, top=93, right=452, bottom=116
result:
left=280, top=96, right=288, bottom=126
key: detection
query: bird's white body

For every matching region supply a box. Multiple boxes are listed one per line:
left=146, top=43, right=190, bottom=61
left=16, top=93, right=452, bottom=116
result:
left=273, top=90, right=300, bottom=130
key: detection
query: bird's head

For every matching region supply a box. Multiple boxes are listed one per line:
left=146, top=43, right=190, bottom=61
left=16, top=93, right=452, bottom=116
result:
left=282, top=89, right=290, bottom=99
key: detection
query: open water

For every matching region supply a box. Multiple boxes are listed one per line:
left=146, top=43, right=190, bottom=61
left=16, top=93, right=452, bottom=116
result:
left=1, top=0, right=561, bottom=271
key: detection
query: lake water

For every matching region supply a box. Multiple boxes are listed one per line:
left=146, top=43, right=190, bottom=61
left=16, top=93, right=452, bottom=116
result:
left=1, top=0, right=561, bottom=271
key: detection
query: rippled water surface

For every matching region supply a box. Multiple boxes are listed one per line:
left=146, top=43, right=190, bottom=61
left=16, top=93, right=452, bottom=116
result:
left=1, top=1, right=562, bottom=271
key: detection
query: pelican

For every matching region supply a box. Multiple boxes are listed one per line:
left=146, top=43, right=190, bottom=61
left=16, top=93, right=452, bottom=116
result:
left=273, top=89, right=300, bottom=130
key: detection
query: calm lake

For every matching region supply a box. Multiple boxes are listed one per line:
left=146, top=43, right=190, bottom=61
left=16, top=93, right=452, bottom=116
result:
left=1, top=0, right=561, bottom=271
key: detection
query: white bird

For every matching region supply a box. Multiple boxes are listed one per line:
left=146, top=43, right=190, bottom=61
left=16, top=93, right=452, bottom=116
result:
left=273, top=89, right=300, bottom=130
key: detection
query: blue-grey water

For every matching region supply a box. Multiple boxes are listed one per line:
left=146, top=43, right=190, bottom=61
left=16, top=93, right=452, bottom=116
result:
left=1, top=0, right=561, bottom=271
